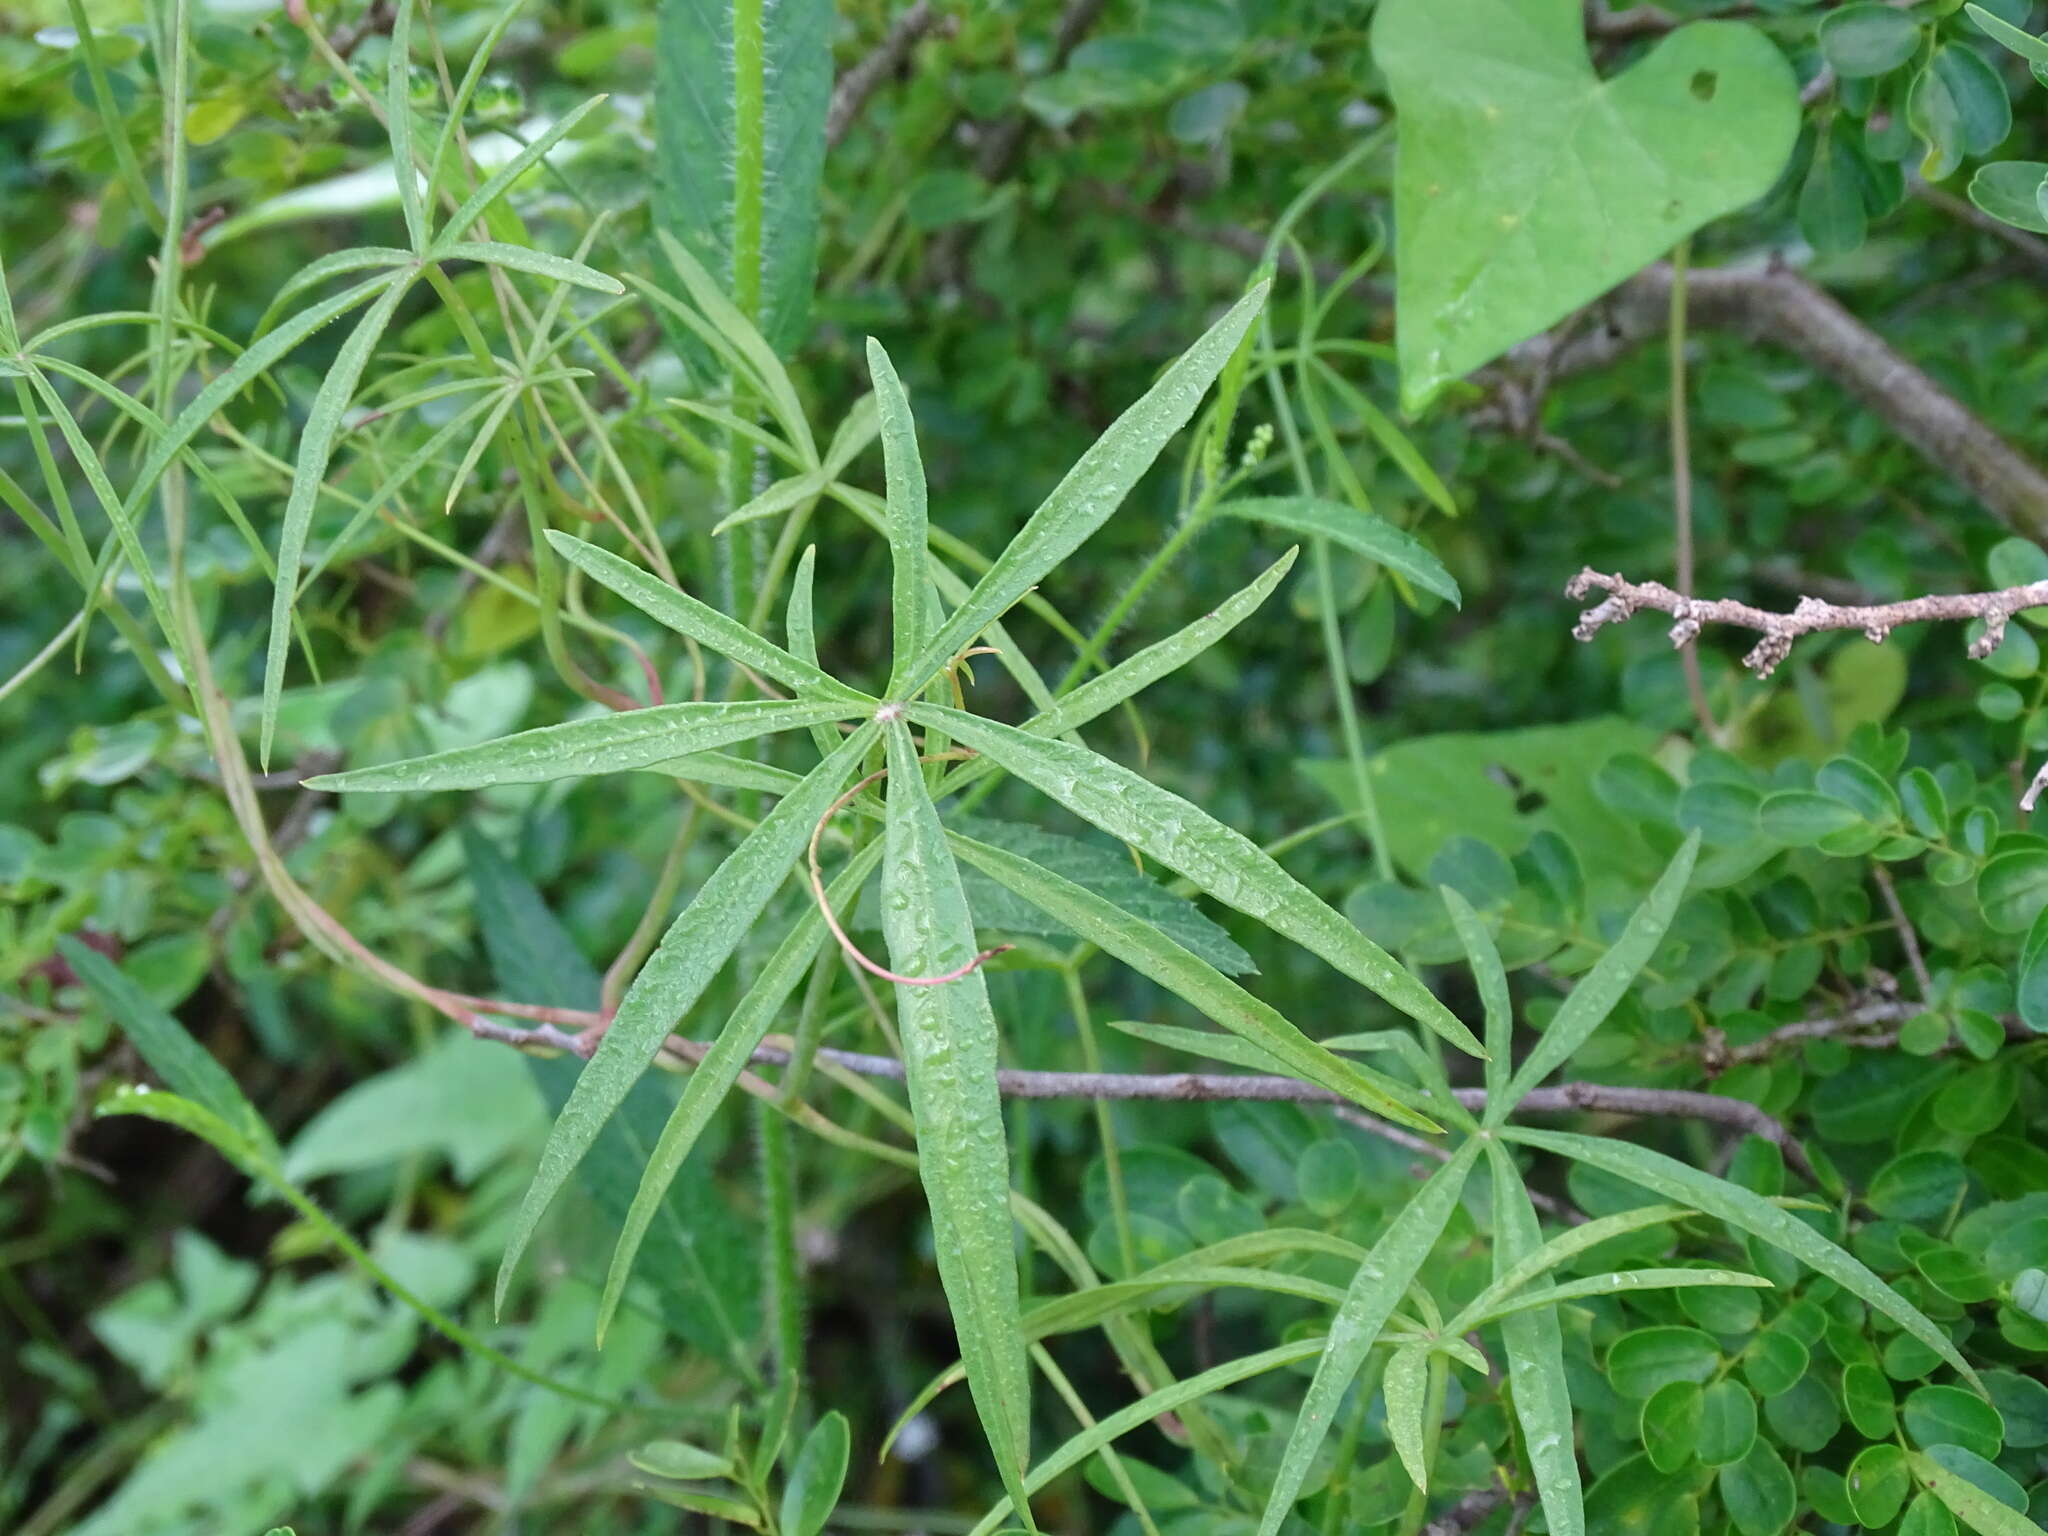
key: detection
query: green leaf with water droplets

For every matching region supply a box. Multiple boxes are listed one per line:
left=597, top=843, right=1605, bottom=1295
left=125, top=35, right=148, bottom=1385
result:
left=494, top=725, right=877, bottom=1314
left=1504, top=1126, right=1976, bottom=1388
left=917, top=704, right=1482, bottom=1058
left=1256, top=1140, right=1481, bottom=1536
left=902, top=283, right=1269, bottom=690
left=546, top=530, right=870, bottom=702
left=880, top=724, right=1035, bottom=1525
left=951, top=831, right=1441, bottom=1131
left=1491, top=832, right=1698, bottom=1121
left=309, top=699, right=860, bottom=792
left=1486, top=1142, right=1584, bottom=1536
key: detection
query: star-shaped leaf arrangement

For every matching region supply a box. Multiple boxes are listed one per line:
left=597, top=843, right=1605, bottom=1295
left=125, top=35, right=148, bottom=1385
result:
left=308, top=279, right=1489, bottom=1516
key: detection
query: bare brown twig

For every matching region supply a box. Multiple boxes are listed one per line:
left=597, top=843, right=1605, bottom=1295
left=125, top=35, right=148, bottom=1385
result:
left=1490, top=262, right=2048, bottom=535
left=1566, top=567, right=2048, bottom=678
left=827, top=0, right=948, bottom=148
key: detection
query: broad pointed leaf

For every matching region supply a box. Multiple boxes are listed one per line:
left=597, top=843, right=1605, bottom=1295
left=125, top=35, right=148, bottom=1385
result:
left=1375, top=0, right=1799, bottom=410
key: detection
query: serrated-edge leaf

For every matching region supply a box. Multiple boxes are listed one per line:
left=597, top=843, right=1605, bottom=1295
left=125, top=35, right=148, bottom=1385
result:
left=1441, top=886, right=1511, bottom=1102
left=1257, top=1140, right=1482, bottom=1536
left=950, top=831, right=1443, bottom=1131
left=922, top=705, right=1482, bottom=1058
left=1218, top=495, right=1460, bottom=604
left=262, top=276, right=417, bottom=767
left=308, top=698, right=856, bottom=792
left=869, top=338, right=932, bottom=693
left=594, top=836, right=881, bottom=1341
left=1384, top=1342, right=1433, bottom=1491
left=1486, top=1142, right=1584, bottom=1536
left=964, top=1338, right=1326, bottom=1536
left=881, top=725, right=1034, bottom=1511
left=546, top=530, right=867, bottom=701
left=905, top=283, right=1270, bottom=688
left=432, top=95, right=609, bottom=245
left=1493, top=832, right=1699, bottom=1121
left=495, top=725, right=876, bottom=1312
left=1505, top=1127, right=1978, bottom=1389
left=437, top=240, right=626, bottom=294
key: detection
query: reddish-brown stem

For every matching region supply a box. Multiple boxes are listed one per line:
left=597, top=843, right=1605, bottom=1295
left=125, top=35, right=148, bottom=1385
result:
left=807, top=759, right=1012, bottom=986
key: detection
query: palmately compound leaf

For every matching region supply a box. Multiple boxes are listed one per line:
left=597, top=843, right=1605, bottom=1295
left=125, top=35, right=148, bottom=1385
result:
left=308, top=698, right=860, bottom=792
left=1257, top=1140, right=1482, bottom=1536
left=546, top=530, right=869, bottom=701
left=1491, top=832, right=1699, bottom=1122
left=880, top=725, right=1036, bottom=1526
left=949, top=831, right=1442, bottom=1132
left=1484, top=1143, right=1583, bottom=1536
left=1375, top=0, right=1799, bottom=411
left=495, top=724, right=877, bottom=1314
left=867, top=339, right=935, bottom=693
left=919, top=705, right=1483, bottom=1059
left=900, top=282, right=1270, bottom=691
left=1505, top=1128, right=1979, bottom=1389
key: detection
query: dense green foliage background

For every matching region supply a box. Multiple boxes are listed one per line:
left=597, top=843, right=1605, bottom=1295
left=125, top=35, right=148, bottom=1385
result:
left=8, top=0, right=2048, bottom=1532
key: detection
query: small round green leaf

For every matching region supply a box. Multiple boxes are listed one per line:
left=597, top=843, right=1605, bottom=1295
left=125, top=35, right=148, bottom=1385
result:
left=1844, top=1361, right=1896, bottom=1439
left=1820, top=5, right=1923, bottom=76
left=1608, top=1327, right=1721, bottom=1400
left=1717, top=1439, right=1796, bottom=1536
left=1698, top=1379, right=1759, bottom=1467
left=1848, top=1442, right=1911, bottom=1527
left=1903, top=1384, right=2005, bottom=1460
left=1641, top=1379, right=1704, bottom=1473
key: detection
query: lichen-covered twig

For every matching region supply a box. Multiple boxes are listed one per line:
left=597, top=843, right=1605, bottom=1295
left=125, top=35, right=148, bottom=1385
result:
left=1566, top=567, right=2048, bottom=679
left=1566, top=566, right=2048, bottom=809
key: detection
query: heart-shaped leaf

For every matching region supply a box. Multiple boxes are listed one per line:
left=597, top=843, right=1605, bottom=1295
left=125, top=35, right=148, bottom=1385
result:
left=1375, top=0, right=1799, bottom=411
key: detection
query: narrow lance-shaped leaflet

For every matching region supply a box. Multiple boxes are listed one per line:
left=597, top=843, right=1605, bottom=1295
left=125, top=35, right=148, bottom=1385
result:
left=916, top=704, right=1483, bottom=1059
left=494, top=724, right=878, bottom=1313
